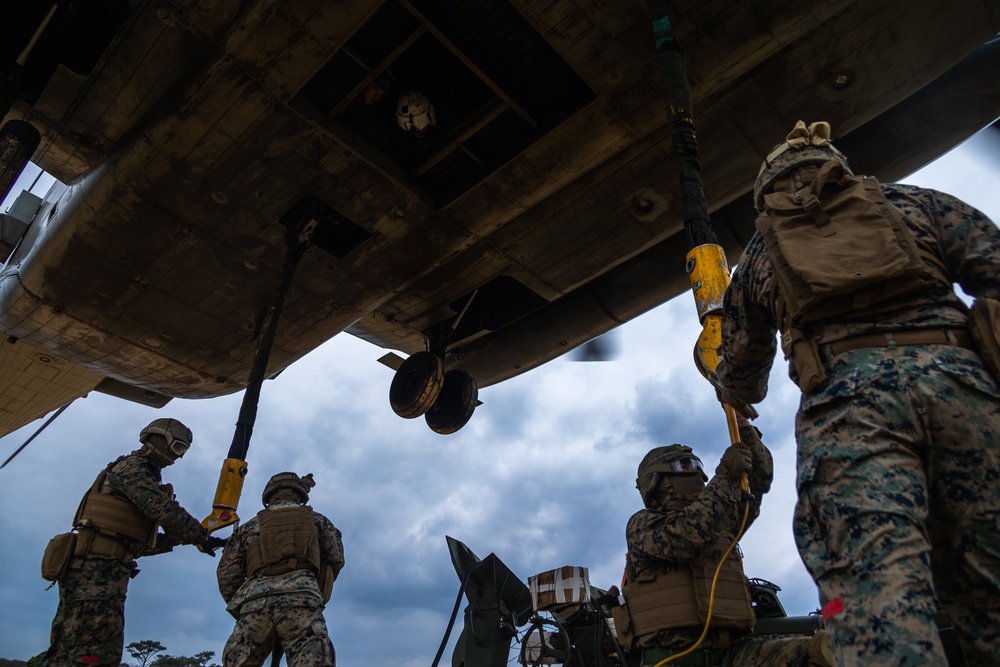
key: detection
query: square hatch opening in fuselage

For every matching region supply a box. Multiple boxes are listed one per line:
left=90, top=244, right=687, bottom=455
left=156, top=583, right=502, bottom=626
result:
left=295, top=0, right=595, bottom=209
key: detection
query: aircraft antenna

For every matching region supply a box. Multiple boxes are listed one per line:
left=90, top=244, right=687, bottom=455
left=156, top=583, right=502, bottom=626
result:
left=0, top=400, right=74, bottom=469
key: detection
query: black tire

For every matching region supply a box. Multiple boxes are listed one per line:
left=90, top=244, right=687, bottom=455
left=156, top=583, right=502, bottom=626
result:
left=425, top=369, right=478, bottom=434
left=389, top=351, right=443, bottom=419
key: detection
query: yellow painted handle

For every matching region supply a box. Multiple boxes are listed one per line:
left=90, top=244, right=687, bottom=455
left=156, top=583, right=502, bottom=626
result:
left=202, top=458, right=248, bottom=532
left=723, top=403, right=752, bottom=494
left=686, top=245, right=751, bottom=495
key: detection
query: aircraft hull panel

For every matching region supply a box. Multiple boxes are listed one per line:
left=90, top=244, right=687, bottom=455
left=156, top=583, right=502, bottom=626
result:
left=1, top=0, right=998, bottom=428
left=0, top=336, right=102, bottom=436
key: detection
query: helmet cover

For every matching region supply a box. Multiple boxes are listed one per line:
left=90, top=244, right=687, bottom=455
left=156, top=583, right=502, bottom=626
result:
left=636, top=444, right=707, bottom=507
left=139, top=418, right=192, bottom=463
left=753, top=120, right=851, bottom=210
left=262, top=472, right=316, bottom=507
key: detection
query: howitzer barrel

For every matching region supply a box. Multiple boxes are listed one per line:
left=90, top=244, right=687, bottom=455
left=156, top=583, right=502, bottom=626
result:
left=752, top=615, right=824, bottom=636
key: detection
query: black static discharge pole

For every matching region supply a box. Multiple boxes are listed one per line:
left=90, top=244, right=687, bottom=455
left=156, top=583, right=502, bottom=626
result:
left=643, top=11, right=754, bottom=665
left=647, top=1, right=718, bottom=249
left=202, top=213, right=317, bottom=532
left=228, top=224, right=314, bottom=462
left=645, top=2, right=748, bottom=451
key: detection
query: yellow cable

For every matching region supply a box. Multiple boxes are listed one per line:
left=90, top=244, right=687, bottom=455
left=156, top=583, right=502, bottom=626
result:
left=648, top=244, right=752, bottom=665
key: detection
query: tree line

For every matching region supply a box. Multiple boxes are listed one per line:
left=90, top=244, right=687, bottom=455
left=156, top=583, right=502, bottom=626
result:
left=0, top=640, right=220, bottom=667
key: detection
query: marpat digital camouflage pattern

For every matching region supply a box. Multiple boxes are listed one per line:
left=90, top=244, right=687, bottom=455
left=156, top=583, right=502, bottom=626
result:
left=627, top=425, right=816, bottom=665
left=217, top=500, right=344, bottom=667
left=718, top=175, right=1000, bottom=666
left=44, top=450, right=209, bottom=666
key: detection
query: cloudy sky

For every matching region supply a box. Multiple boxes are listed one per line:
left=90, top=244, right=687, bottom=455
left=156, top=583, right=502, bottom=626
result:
left=1, top=126, right=998, bottom=666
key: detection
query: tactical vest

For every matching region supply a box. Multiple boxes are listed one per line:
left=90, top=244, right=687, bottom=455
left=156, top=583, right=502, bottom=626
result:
left=245, top=505, right=321, bottom=578
left=756, top=161, right=950, bottom=391
left=613, top=538, right=755, bottom=650
left=72, top=456, right=159, bottom=560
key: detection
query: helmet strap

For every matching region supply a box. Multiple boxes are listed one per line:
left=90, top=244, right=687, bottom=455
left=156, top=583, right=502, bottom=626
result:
left=141, top=442, right=173, bottom=468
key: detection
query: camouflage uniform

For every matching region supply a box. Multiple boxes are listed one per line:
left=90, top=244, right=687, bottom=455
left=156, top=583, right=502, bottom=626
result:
left=627, top=426, right=814, bottom=665
left=717, top=183, right=1000, bottom=666
left=217, top=501, right=345, bottom=667
left=45, top=451, right=209, bottom=666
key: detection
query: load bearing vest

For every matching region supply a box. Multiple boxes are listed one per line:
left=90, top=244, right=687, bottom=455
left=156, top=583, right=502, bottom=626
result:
left=245, top=505, right=321, bottom=577
left=615, top=538, right=754, bottom=649
left=72, top=458, right=159, bottom=559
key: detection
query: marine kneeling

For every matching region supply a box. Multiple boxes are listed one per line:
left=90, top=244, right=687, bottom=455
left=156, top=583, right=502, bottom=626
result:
left=614, top=420, right=831, bottom=667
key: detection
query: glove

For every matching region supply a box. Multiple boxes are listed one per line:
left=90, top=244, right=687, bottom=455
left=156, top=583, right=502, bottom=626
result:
left=716, top=444, right=753, bottom=481
left=197, top=535, right=228, bottom=557
left=714, top=387, right=759, bottom=420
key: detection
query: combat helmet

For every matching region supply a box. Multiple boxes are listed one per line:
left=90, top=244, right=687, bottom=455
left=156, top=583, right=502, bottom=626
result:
left=262, top=471, right=316, bottom=507
left=636, top=444, right=708, bottom=508
left=396, top=91, right=436, bottom=135
left=753, top=120, right=852, bottom=211
left=139, top=418, right=192, bottom=466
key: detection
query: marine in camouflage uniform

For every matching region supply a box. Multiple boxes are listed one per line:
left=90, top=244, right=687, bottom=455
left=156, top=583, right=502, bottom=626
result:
left=44, top=418, right=223, bottom=666
left=716, top=121, right=1000, bottom=666
left=625, top=423, right=827, bottom=666
left=217, top=472, right=345, bottom=667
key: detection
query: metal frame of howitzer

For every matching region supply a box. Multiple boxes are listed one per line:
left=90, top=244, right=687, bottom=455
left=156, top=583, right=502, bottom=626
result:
left=439, top=537, right=833, bottom=667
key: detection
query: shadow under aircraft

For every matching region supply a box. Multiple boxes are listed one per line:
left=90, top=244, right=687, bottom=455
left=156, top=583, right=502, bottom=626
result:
left=2, top=0, right=999, bottom=439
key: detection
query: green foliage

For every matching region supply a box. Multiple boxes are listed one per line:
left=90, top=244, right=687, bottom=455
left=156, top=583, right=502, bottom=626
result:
left=151, top=650, right=218, bottom=667
left=0, top=645, right=218, bottom=667
left=0, top=651, right=46, bottom=666
left=126, top=640, right=167, bottom=667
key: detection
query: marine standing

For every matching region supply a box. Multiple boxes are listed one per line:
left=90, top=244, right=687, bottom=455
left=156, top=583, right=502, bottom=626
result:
left=217, top=471, right=345, bottom=667
left=715, top=120, right=1000, bottom=665
left=43, top=418, right=225, bottom=666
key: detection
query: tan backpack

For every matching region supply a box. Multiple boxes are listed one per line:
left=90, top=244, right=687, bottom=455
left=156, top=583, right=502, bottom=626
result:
left=756, top=160, right=948, bottom=326
left=755, top=160, right=951, bottom=393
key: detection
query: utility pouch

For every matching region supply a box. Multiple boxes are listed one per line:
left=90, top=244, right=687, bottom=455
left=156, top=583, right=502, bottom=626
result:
left=758, top=165, right=947, bottom=327
left=970, top=296, right=1000, bottom=379
left=781, top=326, right=827, bottom=394
left=318, top=563, right=335, bottom=603
left=41, top=532, right=77, bottom=582
left=73, top=525, right=95, bottom=556
left=762, top=165, right=914, bottom=294
left=610, top=600, right=636, bottom=651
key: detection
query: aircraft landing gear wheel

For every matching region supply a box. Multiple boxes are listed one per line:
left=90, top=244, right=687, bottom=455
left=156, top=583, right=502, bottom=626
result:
left=425, top=369, right=478, bottom=435
left=390, top=351, right=443, bottom=419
